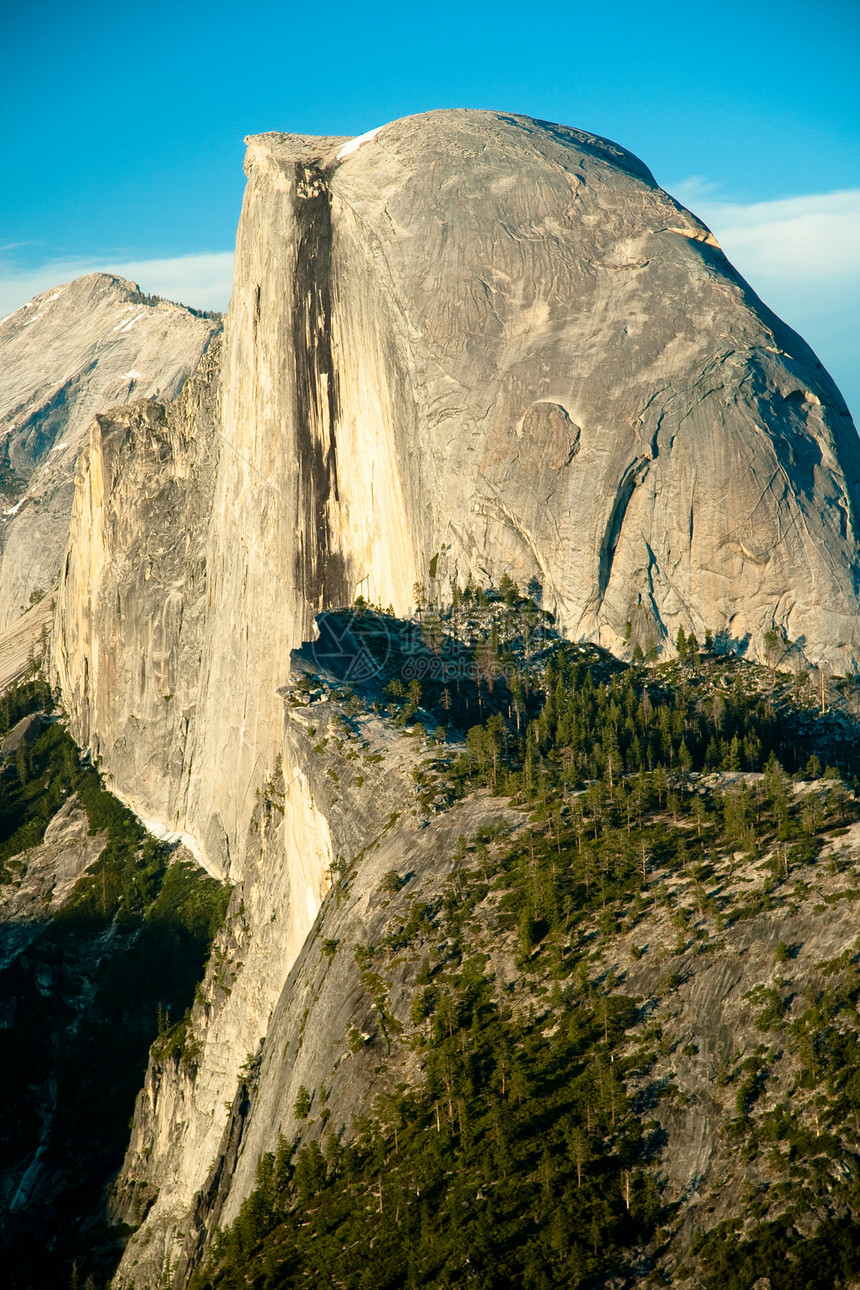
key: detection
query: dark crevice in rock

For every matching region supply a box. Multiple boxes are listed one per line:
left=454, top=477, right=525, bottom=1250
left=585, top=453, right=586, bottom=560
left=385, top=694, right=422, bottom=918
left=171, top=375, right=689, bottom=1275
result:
left=291, top=164, right=349, bottom=614
left=596, top=456, right=649, bottom=607
left=174, top=1075, right=256, bottom=1289
left=644, top=539, right=667, bottom=641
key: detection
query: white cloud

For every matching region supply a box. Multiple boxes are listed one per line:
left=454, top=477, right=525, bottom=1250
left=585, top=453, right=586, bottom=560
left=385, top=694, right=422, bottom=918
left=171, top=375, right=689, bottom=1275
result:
left=0, top=251, right=234, bottom=319
left=667, top=175, right=719, bottom=205
left=679, top=187, right=860, bottom=281
left=668, top=183, right=860, bottom=420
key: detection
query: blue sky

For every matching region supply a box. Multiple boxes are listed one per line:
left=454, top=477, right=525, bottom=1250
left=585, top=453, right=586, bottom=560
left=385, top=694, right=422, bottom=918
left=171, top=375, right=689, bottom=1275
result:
left=2, top=0, right=858, bottom=413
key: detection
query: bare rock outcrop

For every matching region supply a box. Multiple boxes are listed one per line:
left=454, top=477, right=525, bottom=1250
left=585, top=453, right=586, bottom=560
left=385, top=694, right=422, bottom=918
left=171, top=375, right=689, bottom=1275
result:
left=0, top=793, right=106, bottom=972
left=51, top=338, right=223, bottom=859
left=0, top=272, right=220, bottom=628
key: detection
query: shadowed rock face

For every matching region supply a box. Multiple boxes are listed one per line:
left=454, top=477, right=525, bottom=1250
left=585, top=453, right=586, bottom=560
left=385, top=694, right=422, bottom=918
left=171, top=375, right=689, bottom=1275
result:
left=0, top=273, right=220, bottom=629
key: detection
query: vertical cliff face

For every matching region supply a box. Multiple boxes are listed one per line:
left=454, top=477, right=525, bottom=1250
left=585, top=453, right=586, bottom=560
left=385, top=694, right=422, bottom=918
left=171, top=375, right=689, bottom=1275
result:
left=0, top=273, right=219, bottom=629
left=175, top=133, right=420, bottom=884
left=53, top=342, right=222, bottom=847
left=57, top=109, right=860, bottom=886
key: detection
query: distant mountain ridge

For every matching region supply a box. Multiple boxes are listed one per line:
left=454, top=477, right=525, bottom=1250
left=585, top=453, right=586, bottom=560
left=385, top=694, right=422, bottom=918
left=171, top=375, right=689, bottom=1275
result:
left=0, top=272, right=220, bottom=629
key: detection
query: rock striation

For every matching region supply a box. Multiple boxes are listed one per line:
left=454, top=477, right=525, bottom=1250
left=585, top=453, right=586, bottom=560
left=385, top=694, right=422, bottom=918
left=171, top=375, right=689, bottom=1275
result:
left=45, top=109, right=860, bottom=1285
left=0, top=595, right=53, bottom=693
left=0, top=273, right=220, bottom=629
left=226, top=111, right=860, bottom=668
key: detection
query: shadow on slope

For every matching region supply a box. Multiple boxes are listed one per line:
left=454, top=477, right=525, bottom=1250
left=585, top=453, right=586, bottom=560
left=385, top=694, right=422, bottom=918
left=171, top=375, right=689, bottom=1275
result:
left=0, top=678, right=229, bottom=1290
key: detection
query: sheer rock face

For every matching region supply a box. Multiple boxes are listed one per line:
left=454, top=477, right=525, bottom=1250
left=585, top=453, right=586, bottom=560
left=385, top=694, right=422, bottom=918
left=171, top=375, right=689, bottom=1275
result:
left=56, top=109, right=860, bottom=888
left=0, top=273, right=219, bottom=629
left=229, top=110, right=860, bottom=669
left=52, top=344, right=223, bottom=855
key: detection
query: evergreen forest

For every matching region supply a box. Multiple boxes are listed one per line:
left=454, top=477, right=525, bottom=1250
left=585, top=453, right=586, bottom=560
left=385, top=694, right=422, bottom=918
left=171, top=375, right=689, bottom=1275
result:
left=189, top=582, right=860, bottom=1290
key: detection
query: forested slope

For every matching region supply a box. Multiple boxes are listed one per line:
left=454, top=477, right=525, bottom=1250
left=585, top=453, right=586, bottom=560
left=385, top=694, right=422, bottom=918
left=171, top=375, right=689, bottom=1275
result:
left=177, top=586, right=860, bottom=1290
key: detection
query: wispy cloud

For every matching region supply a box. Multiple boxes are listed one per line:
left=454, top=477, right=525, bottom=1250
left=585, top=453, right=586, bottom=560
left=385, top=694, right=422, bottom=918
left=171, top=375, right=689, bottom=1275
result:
left=0, top=251, right=234, bottom=319
left=673, top=185, right=860, bottom=281
left=668, top=183, right=860, bottom=419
